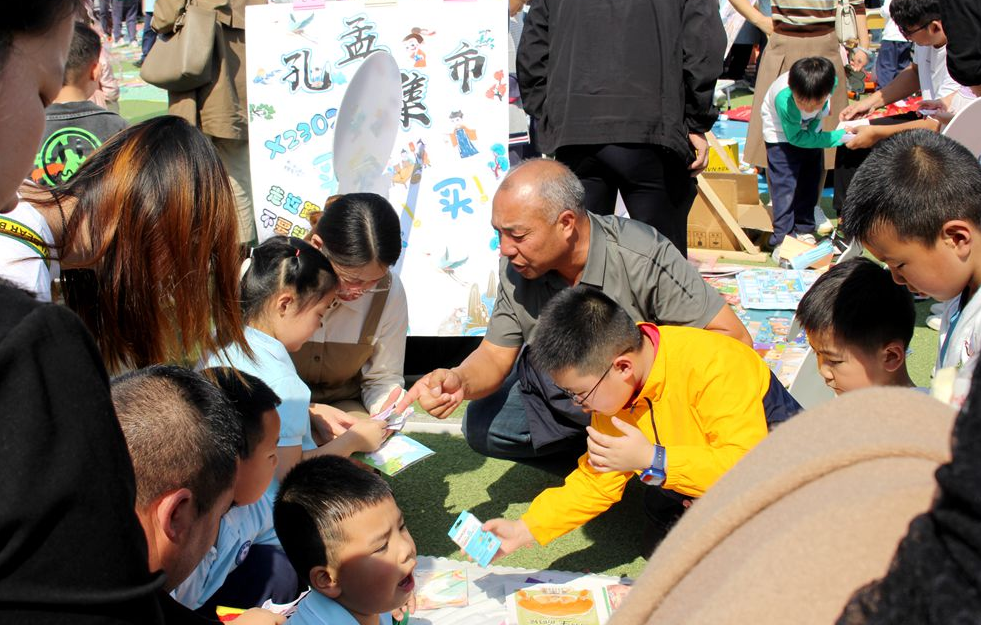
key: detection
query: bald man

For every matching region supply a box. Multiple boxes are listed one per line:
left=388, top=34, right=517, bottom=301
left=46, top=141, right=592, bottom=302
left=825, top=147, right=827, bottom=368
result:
left=399, top=159, right=751, bottom=472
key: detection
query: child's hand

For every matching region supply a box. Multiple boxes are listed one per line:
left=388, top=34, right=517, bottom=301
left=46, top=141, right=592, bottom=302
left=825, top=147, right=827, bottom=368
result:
left=344, top=418, right=391, bottom=453
left=309, top=403, right=359, bottom=444
left=586, top=417, right=655, bottom=473
left=234, top=608, right=287, bottom=625
left=482, top=518, right=535, bottom=561
left=391, top=592, right=416, bottom=623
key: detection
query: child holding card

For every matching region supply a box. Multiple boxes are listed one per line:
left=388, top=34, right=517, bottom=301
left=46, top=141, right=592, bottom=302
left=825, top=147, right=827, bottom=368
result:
left=483, top=286, right=800, bottom=557
left=760, top=56, right=848, bottom=255
left=203, top=236, right=394, bottom=486
left=275, top=456, right=417, bottom=625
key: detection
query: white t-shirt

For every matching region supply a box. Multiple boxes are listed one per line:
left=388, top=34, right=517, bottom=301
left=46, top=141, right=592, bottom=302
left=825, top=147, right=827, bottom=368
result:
left=0, top=198, right=58, bottom=301
left=914, top=44, right=961, bottom=100
left=880, top=0, right=905, bottom=43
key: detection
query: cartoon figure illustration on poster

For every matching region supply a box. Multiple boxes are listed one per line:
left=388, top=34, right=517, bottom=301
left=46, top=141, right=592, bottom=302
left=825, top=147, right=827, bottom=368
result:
left=448, top=110, right=478, bottom=158
left=403, top=27, right=433, bottom=67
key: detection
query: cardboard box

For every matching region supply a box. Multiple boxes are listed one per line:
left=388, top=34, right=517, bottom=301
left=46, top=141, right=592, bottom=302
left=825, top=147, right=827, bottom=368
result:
left=687, top=172, right=773, bottom=251
left=705, top=139, right=741, bottom=173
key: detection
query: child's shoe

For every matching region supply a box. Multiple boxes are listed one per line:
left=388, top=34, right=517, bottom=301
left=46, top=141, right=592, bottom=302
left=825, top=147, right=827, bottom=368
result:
left=815, top=206, right=834, bottom=236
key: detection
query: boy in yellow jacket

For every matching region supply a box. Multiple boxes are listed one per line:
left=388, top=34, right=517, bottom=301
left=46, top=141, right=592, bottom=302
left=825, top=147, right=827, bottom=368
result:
left=484, top=286, right=800, bottom=555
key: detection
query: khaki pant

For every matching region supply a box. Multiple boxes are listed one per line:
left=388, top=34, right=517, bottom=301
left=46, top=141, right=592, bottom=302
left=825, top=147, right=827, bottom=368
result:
left=212, top=136, right=256, bottom=245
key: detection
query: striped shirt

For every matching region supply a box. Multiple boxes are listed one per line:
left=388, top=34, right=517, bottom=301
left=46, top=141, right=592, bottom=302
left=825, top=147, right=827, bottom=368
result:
left=773, top=0, right=865, bottom=37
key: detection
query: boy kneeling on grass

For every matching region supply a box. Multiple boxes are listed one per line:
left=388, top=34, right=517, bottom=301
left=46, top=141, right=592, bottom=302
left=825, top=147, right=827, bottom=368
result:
left=484, top=286, right=801, bottom=556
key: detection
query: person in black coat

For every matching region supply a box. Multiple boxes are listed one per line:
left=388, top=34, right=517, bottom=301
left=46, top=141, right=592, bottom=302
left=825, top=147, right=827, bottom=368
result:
left=516, top=0, right=725, bottom=256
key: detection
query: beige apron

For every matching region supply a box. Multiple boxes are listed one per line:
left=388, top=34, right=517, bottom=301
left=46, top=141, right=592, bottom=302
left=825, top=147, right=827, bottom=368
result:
left=291, top=274, right=391, bottom=416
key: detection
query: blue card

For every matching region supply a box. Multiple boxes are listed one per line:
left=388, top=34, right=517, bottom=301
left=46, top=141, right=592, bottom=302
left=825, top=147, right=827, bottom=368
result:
left=448, top=510, right=501, bottom=568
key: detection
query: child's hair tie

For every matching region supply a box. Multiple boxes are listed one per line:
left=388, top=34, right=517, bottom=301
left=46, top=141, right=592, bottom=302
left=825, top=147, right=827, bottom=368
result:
left=240, top=247, right=255, bottom=279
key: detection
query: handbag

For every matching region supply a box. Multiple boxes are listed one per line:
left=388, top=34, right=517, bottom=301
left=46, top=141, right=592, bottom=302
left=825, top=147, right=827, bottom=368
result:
left=139, top=0, right=217, bottom=92
left=835, top=0, right=859, bottom=45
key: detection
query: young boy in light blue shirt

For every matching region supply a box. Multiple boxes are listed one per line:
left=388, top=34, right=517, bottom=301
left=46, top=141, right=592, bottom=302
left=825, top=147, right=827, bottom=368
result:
left=276, top=456, right=417, bottom=625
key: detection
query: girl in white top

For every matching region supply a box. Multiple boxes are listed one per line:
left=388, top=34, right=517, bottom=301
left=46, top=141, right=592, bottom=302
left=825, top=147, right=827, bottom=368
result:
left=0, top=192, right=59, bottom=301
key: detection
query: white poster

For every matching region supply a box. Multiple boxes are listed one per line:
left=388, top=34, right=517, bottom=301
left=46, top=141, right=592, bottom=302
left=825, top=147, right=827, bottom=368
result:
left=246, top=1, right=509, bottom=336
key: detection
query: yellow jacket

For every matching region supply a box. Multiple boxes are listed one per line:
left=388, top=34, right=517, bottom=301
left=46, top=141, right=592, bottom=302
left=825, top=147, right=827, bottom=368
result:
left=522, top=324, right=771, bottom=545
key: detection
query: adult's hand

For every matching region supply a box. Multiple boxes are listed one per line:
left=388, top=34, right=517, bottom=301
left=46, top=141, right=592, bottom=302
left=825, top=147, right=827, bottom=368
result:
left=482, top=518, right=535, bottom=561
left=840, top=99, right=875, bottom=122
left=396, top=369, right=465, bottom=418
left=754, top=15, right=774, bottom=35
left=844, top=125, right=882, bottom=150
left=688, top=132, right=710, bottom=177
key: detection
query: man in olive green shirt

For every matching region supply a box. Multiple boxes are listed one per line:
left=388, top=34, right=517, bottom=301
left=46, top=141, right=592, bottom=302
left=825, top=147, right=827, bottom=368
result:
left=398, top=159, right=751, bottom=471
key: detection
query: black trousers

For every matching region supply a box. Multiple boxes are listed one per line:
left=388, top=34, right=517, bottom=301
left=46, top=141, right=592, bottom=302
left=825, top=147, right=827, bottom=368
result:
left=556, top=143, right=697, bottom=256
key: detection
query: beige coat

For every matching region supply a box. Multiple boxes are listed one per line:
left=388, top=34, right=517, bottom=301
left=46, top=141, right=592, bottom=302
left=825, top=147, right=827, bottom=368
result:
left=152, top=0, right=265, bottom=140
left=609, top=388, right=955, bottom=625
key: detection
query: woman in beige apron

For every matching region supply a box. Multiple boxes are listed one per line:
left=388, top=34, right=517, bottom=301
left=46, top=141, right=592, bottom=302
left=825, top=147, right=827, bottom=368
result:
left=293, top=193, right=408, bottom=436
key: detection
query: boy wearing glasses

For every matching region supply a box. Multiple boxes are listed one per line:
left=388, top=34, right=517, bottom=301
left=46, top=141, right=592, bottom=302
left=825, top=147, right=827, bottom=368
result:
left=834, top=0, right=962, bottom=212
left=484, top=286, right=800, bottom=556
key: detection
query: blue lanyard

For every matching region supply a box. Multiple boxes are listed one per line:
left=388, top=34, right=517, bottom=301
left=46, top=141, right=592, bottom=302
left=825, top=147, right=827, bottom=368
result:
left=939, top=304, right=964, bottom=365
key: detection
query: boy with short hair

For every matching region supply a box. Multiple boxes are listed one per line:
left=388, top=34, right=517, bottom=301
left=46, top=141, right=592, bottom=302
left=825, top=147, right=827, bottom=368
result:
left=796, top=257, right=916, bottom=394
left=840, top=129, right=981, bottom=408
left=112, top=365, right=288, bottom=624
left=483, top=286, right=800, bottom=555
left=174, top=367, right=293, bottom=611
left=275, top=456, right=417, bottom=625
left=31, top=21, right=127, bottom=187
left=761, top=56, right=847, bottom=251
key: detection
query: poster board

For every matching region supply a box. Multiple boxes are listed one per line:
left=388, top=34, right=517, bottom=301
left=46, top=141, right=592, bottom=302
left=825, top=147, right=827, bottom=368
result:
left=245, top=1, right=509, bottom=336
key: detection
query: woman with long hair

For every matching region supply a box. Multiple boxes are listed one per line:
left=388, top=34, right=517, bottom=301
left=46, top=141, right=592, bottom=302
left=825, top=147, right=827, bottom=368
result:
left=0, top=1, right=166, bottom=622
left=18, top=114, right=247, bottom=372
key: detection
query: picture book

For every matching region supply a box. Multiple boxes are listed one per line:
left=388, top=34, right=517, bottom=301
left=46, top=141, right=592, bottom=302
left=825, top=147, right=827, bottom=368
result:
left=351, top=433, right=434, bottom=476
left=505, top=584, right=611, bottom=625
left=736, top=268, right=819, bottom=310
left=414, top=568, right=469, bottom=610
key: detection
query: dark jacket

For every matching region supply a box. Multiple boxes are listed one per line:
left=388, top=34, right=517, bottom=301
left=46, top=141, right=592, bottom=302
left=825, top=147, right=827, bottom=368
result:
left=940, top=0, right=981, bottom=87
left=0, top=283, right=164, bottom=624
left=516, top=0, right=725, bottom=161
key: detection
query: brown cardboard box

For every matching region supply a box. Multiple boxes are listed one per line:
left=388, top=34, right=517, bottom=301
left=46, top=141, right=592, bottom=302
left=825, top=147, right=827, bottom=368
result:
left=687, top=172, right=772, bottom=251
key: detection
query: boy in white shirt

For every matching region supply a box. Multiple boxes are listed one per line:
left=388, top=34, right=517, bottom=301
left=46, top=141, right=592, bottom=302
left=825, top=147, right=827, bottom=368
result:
left=840, top=130, right=981, bottom=409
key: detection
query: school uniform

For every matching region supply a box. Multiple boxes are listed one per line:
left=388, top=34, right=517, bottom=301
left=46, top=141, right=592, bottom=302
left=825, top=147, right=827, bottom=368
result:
left=204, top=326, right=317, bottom=457
left=287, top=591, right=392, bottom=625
left=172, top=494, right=278, bottom=609
left=935, top=290, right=981, bottom=409
left=760, top=72, right=845, bottom=245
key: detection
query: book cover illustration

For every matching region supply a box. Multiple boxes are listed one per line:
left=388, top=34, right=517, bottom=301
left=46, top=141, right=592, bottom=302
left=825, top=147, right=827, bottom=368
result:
left=351, top=433, right=434, bottom=476
left=506, top=585, right=607, bottom=625
left=414, top=568, right=469, bottom=610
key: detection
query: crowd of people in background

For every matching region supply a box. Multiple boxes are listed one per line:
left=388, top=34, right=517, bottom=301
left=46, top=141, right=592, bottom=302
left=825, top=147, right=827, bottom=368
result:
left=3, top=0, right=981, bottom=623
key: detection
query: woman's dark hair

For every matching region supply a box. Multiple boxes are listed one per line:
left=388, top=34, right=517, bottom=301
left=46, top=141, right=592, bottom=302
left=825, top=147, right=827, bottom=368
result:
left=38, top=115, right=246, bottom=373
left=788, top=57, right=837, bottom=102
left=0, top=0, right=85, bottom=70
left=314, top=193, right=402, bottom=267
left=241, top=236, right=337, bottom=323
